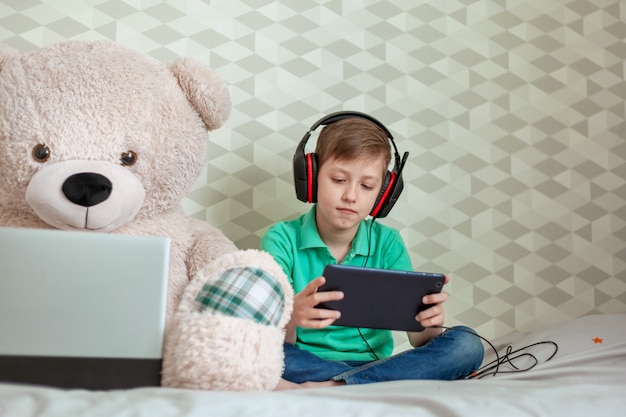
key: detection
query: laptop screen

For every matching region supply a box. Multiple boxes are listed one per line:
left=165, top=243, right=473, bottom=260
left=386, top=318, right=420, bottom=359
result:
left=0, top=227, right=170, bottom=389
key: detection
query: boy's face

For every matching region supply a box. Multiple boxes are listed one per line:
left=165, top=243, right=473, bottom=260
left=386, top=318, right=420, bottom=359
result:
left=315, top=155, right=386, bottom=237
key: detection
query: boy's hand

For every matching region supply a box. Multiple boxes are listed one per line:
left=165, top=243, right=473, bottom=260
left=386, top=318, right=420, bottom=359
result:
left=415, top=274, right=449, bottom=328
left=407, top=274, right=450, bottom=349
left=416, top=291, right=448, bottom=328
left=292, top=276, right=344, bottom=329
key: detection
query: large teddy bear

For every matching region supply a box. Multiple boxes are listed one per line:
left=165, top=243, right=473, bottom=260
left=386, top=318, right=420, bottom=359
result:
left=0, top=40, right=293, bottom=391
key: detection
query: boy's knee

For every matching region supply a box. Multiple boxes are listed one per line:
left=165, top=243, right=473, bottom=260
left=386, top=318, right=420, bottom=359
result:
left=449, top=326, right=485, bottom=367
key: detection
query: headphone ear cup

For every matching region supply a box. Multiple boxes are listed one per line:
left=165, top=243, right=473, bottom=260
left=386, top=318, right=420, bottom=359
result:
left=294, top=152, right=318, bottom=203
left=370, top=170, right=404, bottom=218
left=370, top=171, right=393, bottom=217
left=306, top=153, right=318, bottom=203
left=293, top=124, right=319, bottom=202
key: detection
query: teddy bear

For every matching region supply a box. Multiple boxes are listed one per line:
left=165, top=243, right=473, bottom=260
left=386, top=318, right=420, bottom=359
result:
left=0, top=40, right=293, bottom=391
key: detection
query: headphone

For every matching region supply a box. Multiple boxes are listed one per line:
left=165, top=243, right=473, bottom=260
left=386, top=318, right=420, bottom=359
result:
left=293, top=111, right=408, bottom=219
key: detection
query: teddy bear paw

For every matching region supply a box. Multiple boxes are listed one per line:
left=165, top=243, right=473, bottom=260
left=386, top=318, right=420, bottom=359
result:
left=161, top=250, right=292, bottom=391
left=192, top=266, right=285, bottom=327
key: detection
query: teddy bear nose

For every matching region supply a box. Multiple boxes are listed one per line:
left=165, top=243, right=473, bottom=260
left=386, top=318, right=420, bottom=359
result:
left=62, top=172, right=113, bottom=207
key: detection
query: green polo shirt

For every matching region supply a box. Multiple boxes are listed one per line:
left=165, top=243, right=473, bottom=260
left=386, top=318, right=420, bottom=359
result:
left=260, top=206, right=413, bottom=361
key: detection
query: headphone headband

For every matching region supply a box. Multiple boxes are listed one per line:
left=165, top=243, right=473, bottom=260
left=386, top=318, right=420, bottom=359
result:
left=302, top=111, right=402, bottom=169
left=293, top=111, right=408, bottom=218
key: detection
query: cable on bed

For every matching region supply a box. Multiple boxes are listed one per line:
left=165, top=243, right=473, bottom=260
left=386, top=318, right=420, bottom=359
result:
left=469, top=340, right=559, bottom=379
left=430, top=325, right=559, bottom=379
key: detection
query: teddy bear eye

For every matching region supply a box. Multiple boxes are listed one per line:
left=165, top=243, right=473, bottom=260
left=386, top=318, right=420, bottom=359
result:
left=120, top=150, right=138, bottom=166
left=32, top=144, right=51, bottom=162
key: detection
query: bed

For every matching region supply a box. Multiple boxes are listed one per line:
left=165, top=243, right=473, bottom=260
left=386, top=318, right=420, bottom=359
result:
left=1, top=312, right=624, bottom=417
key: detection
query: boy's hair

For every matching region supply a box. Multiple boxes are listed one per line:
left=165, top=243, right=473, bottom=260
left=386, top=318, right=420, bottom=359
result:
left=315, top=118, right=391, bottom=175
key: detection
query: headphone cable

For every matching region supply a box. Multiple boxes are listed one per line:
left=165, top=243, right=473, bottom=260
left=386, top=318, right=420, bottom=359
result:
left=429, top=325, right=558, bottom=379
left=361, top=217, right=375, bottom=268
left=355, top=218, right=378, bottom=358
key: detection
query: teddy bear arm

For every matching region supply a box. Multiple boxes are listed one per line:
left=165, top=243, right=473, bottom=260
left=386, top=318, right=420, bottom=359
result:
left=186, top=222, right=239, bottom=280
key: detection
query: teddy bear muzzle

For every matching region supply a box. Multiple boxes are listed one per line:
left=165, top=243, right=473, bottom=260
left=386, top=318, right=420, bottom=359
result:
left=25, top=160, right=146, bottom=232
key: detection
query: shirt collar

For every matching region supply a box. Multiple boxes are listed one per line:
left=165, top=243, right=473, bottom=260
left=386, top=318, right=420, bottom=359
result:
left=352, top=221, right=373, bottom=256
left=300, top=206, right=326, bottom=249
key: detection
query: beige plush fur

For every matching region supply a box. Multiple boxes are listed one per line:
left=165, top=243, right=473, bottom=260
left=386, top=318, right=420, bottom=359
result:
left=162, top=249, right=294, bottom=391
left=0, top=40, right=292, bottom=391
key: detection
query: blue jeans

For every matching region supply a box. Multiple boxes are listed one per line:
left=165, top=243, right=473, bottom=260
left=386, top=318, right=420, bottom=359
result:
left=282, top=326, right=484, bottom=384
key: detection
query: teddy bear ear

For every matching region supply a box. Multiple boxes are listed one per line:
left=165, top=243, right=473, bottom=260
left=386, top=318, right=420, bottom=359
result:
left=168, top=58, right=231, bottom=131
left=0, top=44, right=19, bottom=69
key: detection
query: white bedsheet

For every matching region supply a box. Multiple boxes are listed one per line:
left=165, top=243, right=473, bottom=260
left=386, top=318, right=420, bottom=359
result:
left=1, top=313, right=625, bottom=417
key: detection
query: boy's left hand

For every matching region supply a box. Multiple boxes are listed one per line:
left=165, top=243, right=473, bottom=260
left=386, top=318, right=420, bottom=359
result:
left=415, top=274, right=450, bottom=329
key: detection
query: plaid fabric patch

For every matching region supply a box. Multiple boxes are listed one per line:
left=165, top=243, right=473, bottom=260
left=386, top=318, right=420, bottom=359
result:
left=194, top=267, right=285, bottom=326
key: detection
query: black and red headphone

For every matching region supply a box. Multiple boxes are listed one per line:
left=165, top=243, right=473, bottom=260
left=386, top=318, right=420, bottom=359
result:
left=293, top=111, right=408, bottom=219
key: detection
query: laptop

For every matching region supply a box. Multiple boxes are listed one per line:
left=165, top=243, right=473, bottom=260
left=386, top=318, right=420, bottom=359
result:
left=317, top=264, right=445, bottom=332
left=0, top=227, right=170, bottom=389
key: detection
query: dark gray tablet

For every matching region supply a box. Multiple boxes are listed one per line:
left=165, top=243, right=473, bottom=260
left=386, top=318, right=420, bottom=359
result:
left=317, top=264, right=445, bottom=332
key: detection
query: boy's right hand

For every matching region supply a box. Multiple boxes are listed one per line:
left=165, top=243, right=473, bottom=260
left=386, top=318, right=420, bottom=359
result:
left=291, top=276, right=344, bottom=329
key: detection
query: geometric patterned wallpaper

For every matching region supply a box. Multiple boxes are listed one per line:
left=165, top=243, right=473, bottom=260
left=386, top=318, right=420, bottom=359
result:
left=1, top=0, right=624, bottom=340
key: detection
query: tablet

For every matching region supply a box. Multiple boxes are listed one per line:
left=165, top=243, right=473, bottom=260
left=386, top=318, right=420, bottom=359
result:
left=317, top=264, right=445, bottom=332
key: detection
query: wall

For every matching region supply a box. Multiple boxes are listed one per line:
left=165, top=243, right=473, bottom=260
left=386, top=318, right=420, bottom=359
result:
left=2, top=0, right=624, bottom=339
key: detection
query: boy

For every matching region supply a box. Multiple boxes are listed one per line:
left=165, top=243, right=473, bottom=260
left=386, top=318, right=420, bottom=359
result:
left=261, top=113, right=484, bottom=389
